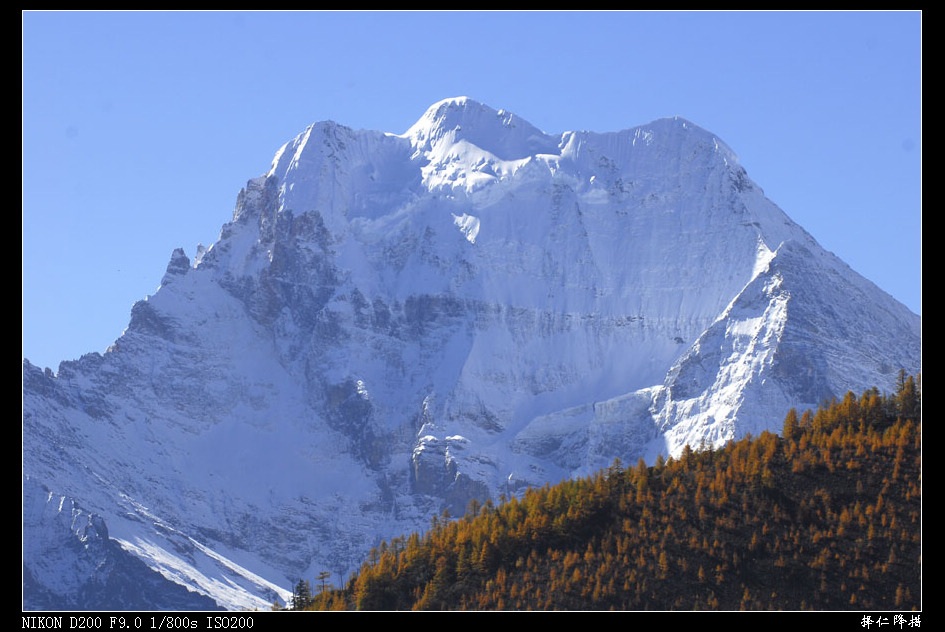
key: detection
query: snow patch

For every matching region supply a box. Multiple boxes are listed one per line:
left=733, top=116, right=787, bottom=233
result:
left=452, top=213, right=481, bottom=244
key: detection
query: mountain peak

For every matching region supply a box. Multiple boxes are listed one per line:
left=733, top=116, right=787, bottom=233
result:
left=403, top=96, right=558, bottom=161
left=406, top=96, right=496, bottom=133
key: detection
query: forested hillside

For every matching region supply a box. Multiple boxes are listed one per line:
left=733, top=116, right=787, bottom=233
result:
left=293, top=373, right=921, bottom=611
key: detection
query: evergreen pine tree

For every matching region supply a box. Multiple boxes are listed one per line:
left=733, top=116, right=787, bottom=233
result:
left=291, top=578, right=313, bottom=610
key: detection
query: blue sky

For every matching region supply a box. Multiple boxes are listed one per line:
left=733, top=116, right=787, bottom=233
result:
left=23, top=10, right=921, bottom=372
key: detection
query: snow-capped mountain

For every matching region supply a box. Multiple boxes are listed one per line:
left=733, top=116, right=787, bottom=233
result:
left=22, top=97, right=920, bottom=610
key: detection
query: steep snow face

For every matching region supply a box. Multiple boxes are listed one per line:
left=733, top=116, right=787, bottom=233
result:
left=22, top=477, right=223, bottom=611
left=22, top=98, right=920, bottom=610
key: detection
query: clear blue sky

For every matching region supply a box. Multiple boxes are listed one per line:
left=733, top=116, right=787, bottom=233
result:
left=23, top=10, right=921, bottom=372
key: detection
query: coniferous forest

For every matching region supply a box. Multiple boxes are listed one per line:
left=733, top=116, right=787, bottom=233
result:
left=289, top=373, right=921, bottom=611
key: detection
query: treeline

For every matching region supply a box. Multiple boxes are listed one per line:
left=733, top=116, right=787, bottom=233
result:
left=296, top=373, right=921, bottom=611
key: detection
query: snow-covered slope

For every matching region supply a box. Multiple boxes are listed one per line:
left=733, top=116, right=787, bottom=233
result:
left=22, top=97, right=920, bottom=610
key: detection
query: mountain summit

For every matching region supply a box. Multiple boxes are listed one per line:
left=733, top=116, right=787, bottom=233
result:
left=23, top=98, right=920, bottom=610
left=404, top=96, right=561, bottom=161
